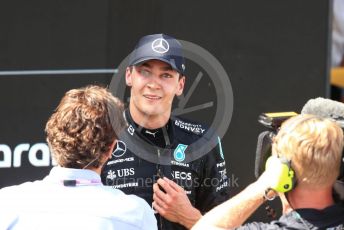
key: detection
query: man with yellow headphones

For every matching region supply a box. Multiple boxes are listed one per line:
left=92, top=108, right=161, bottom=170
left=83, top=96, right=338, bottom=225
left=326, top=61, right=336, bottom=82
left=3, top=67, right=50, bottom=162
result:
left=193, top=114, right=344, bottom=229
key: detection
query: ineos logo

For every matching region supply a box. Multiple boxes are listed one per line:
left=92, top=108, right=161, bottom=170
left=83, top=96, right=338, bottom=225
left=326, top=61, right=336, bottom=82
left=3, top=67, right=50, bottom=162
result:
left=172, top=171, right=192, bottom=180
left=151, top=38, right=169, bottom=54
left=112, top=141, right=127, bottom=157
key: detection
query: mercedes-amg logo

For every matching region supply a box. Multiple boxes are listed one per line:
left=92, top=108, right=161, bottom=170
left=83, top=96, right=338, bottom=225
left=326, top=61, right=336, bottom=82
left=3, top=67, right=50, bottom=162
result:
left=151, top=38, right=169, bottom=54
left=112, top=140, right=127, bottom=157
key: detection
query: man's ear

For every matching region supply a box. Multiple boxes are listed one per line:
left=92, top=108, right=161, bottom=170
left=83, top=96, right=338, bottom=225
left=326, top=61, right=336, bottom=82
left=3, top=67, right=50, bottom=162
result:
left=125, top=67, right=133, bottom=87
left=176, top=76, right=185, bottom=96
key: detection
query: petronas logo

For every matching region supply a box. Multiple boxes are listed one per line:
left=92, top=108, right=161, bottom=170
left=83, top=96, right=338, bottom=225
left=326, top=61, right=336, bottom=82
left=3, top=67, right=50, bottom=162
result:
left=174, top=144, right=187, bottom=162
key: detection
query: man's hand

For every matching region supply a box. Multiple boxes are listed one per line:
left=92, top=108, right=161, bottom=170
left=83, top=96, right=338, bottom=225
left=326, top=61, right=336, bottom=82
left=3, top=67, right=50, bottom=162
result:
left=153, top=177, right=202, bottom=229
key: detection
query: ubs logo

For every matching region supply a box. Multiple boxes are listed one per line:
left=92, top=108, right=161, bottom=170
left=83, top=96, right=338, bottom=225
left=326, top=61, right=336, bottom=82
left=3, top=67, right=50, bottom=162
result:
left=112, top=141, right=127, bottom=158
left=106, top=168, right=135, bottom=180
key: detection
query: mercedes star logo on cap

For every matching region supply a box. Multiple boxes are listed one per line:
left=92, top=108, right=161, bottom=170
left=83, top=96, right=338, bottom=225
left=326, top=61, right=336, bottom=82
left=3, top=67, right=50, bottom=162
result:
left=151, top=38, right=169, bottom=54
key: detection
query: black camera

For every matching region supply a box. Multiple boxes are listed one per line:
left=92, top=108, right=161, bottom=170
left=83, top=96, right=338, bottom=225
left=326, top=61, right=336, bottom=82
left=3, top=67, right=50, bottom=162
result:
left=255, top=112, right=297, bottom=178
left=255, top=111, right=344, bottom=201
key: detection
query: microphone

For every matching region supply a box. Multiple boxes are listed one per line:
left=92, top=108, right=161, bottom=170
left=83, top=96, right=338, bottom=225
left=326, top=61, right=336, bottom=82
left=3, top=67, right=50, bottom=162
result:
left=301, top=97, right=344, bottom=128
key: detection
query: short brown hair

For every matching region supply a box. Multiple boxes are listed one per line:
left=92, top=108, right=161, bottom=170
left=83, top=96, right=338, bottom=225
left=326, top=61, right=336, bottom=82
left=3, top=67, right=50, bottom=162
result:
left=45, top=85, right=125, bottom=169
left=273, top=114, right=343, bottom=188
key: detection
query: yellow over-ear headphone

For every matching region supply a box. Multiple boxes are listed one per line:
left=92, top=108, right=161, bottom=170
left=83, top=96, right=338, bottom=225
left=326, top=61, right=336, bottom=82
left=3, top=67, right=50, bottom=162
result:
left=265, top=155, right=295, bottom=193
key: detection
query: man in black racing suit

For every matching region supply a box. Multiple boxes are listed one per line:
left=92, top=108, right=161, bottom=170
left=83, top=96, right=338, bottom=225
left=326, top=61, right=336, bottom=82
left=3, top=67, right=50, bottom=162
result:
left=101, top=33, right=230, bottom=229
